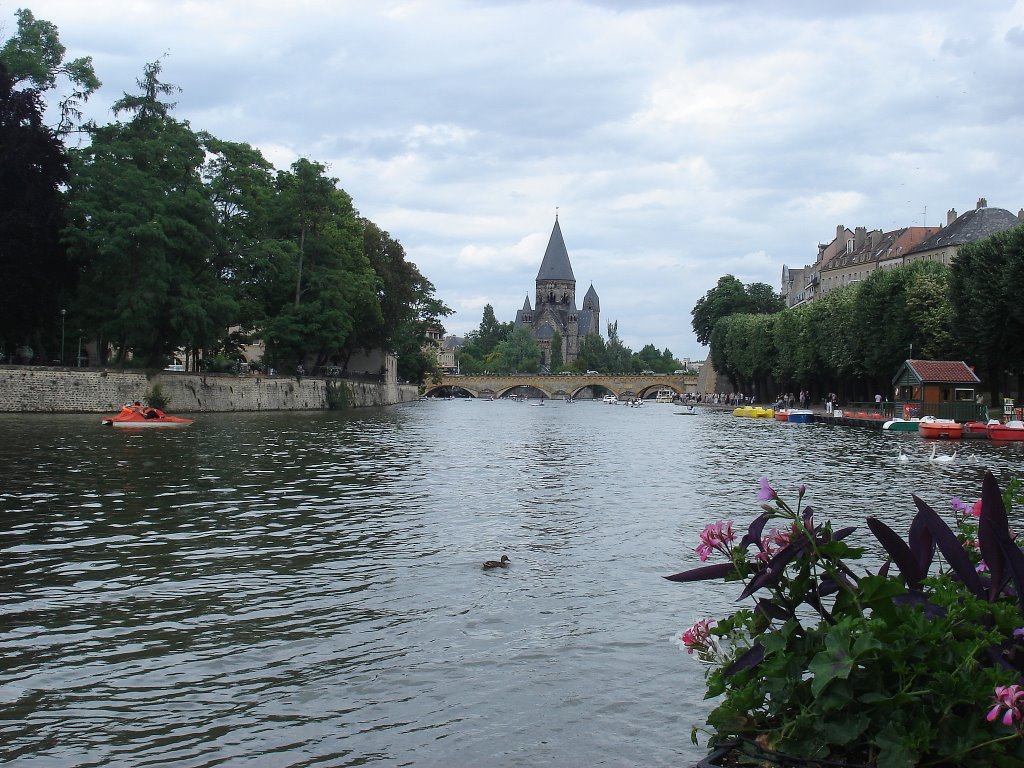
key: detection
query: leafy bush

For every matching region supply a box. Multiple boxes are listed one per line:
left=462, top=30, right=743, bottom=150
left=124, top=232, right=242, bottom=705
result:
left=143, top=384, right=170, bottom=411
left=668, top=473, right=1024, bottom=767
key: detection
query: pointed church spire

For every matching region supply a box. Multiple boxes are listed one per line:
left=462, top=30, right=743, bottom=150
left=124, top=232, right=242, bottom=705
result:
left=536, top=217, right=575, bottom=282
left=522, top=294, right=532, bottom=311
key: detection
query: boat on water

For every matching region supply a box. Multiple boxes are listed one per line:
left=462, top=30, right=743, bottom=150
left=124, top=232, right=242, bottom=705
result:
left=882, top=418, right=921, bottom=432
left=786, top=409, right=814, bottom=424
left=101, top=405, right=193, bottom=428
left=602, top=394, right=618, bottom=404
left=987, top=420, right=1024, bottom=442
left=918, top=416, right=962, bottom=440
left=733, top=405, right=774, bottom=419
left=963, top=420, right=994, bottom=439
left=655, top=388, right=674, bottom=404
left=675, top=405, right=698, bottom=416
left=774, top=410, right=789, bottom=422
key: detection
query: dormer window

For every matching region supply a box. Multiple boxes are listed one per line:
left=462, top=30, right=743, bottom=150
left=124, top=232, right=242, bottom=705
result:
left=846, top=239, right=854, bottom=253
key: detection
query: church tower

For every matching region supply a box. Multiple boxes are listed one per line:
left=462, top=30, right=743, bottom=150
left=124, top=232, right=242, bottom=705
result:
left=514, top=215, right=600, bottom=369
left=535, top=216, right=576, bottom=312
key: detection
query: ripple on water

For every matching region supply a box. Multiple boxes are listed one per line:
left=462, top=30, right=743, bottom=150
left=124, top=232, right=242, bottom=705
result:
left=1, top=407, right=1023, bottom=766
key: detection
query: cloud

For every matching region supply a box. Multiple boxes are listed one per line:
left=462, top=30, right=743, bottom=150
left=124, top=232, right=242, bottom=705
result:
left=12, top=0, right=1024, bottom=361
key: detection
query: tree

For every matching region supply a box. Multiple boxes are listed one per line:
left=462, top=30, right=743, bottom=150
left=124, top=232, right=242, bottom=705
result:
left=0, top=8, right=100, bottom=133
left=199, top=134, right=278, bottom=364
left=950, top=228, right=1024, bottom=406
left=0, top=62, right=71, bottom=359
left=65, top=60, right=223, bottom=367
left=476, top=304, right=510, bottom=354
left=605, top=320, right=632, bottom=373
left=490, top=327, right=541, bottom=373
left=575, top=333, right=608, bottom=373
left=691, top=275, right=783, bottom=346
left=692, top=275, right=747, bottom=346
left=550, top=330, right=563, bottom=369
left=356, top=219, right=451, bottom=378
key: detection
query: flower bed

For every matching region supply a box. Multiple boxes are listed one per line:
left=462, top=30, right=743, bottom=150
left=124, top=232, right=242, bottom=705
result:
left=670, top=472, right=1024, bottom=768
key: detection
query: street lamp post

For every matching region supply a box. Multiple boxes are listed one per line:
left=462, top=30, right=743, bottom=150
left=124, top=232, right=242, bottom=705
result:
left=60, top=309, right=66, bottom=366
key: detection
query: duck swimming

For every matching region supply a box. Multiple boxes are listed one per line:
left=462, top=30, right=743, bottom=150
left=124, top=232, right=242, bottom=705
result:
left=483, top=555, right=510, bottom=569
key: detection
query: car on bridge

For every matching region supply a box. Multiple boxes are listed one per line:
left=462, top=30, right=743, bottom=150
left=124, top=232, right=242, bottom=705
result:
left=586, top=370, right=599, bottom=374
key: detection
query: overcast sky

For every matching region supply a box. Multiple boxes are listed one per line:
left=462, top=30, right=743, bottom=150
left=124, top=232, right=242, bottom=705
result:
left=6, top=1, right=1024, bottom=361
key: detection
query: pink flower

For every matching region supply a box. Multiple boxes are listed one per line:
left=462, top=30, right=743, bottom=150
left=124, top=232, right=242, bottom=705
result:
left=1013, top=627, right=1024, bottom=640
left=757, top=477, right=777, bottom=502
left=696, top=521, right=736, bottom=562
left=950, top=497, right=968, bottom=513
left=972, top=500, right=983, bottom=518
left=679, top=618, right=715, bottom=654
left=756, top=527, right=792, bottom=562
left=976, top=559, right=989, bottom=573
left=987, top=685, right=1024, bottom=728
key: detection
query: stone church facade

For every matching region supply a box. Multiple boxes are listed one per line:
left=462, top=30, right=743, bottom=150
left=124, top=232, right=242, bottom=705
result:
left=514, top=217, right=600, bottom=370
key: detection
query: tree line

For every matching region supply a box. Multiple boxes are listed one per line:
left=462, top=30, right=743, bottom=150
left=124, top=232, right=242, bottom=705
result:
left=1, top=10, right=450, bottom=382
left=694, top=244, right=1024, bottom=405
left=454, top=305, right=684, bottom=375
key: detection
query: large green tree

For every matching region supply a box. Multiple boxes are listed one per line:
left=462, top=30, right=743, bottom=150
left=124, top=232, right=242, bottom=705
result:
left=0, top=8, right=99, bottom=133
left=692, top=274, right=784, bottom=346
left=357, top=219, right=450, bottom=379
left=65, top=60, right=223, bottom=367
left=259, top=159, right=379, bottom=368
left=0, top=62, right=71, bottom=360
left=951, top=228, right=1024, bottom=405
left=490, top=326, right=541, bottom=373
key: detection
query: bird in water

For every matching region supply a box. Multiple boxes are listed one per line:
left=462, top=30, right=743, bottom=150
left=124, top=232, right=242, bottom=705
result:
left=929, top=444, right=958, bottom=463
left=897, top=446, right=909, bottom=462
left=483, top=555, right=510, bottom=569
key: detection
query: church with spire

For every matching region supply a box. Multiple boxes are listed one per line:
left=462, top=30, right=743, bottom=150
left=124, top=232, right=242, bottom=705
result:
left=514, top=216, right=601, bottom=370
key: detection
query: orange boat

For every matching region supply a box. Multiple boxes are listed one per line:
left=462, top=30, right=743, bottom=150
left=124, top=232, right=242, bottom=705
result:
left=962, top=421, right=992, bottom=439
left=987, top=420, right=1024, bottom=442
left=917, top=416, right=962, bottom=440
left=101, top=405, right=193, bottom=429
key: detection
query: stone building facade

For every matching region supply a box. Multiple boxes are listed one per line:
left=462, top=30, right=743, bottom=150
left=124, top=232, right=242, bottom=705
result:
left=514, top=217, right=601, bottom=370
left=781, top=198, right=1024, bottom=307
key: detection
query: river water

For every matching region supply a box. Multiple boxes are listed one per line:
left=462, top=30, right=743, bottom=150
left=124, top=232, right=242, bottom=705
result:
left=2, top=401, right=1022, bottom=767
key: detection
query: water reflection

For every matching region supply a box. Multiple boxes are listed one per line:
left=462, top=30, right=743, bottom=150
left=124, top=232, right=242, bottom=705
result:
left=0, top=406, right=1022, bottom=766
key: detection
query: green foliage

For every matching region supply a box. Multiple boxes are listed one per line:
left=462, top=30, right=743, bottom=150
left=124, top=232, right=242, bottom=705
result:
left=325, top=380, right=350, bottom=410
left=0, top=60, right=72, bottom=357
left=143, top=383, right=170, bottom=410
left=951, top=226, right=1024, bottom=405
left=64, top=59, right=224, bottom=368
left=671, top=476, right=1024, bottom=766
left=549, top=331, right=562, bottom=369
left=704, top=260, right=962, bottom=398
left=489, top=327, right=541, bottom=373
left=575, top=333, right=609, bottom=373
left=0, top=8, right=100, bottom=133
left=458, top=304, right=514, bottom=374
left=691, top=275, right=783, bottom=346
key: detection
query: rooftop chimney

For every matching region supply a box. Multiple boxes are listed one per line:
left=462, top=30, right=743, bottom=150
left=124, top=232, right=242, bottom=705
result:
left=977, top=197, right=988, bottom=209
left=854, top=226, right=867, bottom=251
left=947, top=208, right=957, bottom=225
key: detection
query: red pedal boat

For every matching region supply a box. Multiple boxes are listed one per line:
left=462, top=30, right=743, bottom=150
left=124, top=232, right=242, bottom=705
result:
left=987, top=420, right=1024, bottom=442
left=917, top=416, right=962, bottom=440
left=101, top=405, right=193, bottom=428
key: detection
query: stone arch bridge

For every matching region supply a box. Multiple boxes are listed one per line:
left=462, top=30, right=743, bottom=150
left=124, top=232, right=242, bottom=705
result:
left=425, top=372, right=699, bottom=400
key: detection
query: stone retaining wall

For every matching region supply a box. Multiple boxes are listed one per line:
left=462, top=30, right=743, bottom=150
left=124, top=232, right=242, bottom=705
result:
left=0, top=366, right=419, bottom=413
